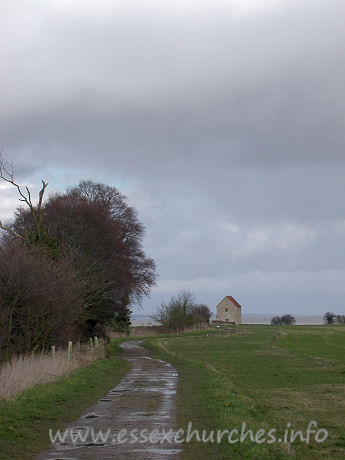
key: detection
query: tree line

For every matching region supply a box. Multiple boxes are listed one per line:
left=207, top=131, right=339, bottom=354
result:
left=270, top=314, right=296, bottom=325
left=323, top=312, right=345, bottom=325
left=0, top=155, right=156, bottom=361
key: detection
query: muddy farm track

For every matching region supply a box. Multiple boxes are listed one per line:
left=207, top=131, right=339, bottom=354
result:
left=36, top=341, right=182, bottom=460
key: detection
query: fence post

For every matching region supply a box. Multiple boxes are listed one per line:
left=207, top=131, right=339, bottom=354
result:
left=94, top=336, right=99, bottom=348
left=89, top=337, right=93, bottom=350
left=67, top=341, right=72, bottom=366
left=51, top=345, right=56, bottom=358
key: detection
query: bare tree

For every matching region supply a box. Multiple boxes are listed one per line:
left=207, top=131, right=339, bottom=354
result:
left=271, top=315, right=295, bottom=325
left=271, top=316, right=282, bottom=325
left=323, top=312, right=336, bottom=324
left=335, top=315, right=345, bottom=325
left=281, top=314, right=296, bottom=325
left=152, top=290, right=197, bottom=330
left=0, top=153, right=48, bottom=242
left=193, top=304, right=212, bottom=324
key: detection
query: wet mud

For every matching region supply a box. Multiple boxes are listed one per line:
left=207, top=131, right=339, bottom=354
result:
left=36, top=341, right=182, bottom=459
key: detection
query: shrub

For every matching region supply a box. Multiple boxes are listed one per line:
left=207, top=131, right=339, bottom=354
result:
left=151, top=290, right=197, bottom=330
left=193, top=304, right=212, bottom=324
left=0, top=241, right=84, bottom=361
left=323, top=312, right=336, bottom=324
left=270, top=314, right=296, bottom=325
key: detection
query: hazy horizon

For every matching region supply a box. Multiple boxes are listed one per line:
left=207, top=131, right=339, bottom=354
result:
left=131, top=313, right=326, bottom=326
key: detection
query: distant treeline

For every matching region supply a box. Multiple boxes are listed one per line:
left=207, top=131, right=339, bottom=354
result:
left=323, top=312, right=345, bottom=324
left=0, top=156, right=156, bottom=360
left=270, top=314, right=295, bottom=325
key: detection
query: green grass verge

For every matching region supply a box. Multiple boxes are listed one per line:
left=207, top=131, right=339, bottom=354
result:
left=3, top=327, right=344, bottom=459
left=144, top=326, right=345, bottom=459
left=0, top=339, right=130, bottom=459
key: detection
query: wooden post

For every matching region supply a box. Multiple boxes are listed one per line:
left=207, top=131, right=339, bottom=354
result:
left=51, top=345, right=56, bottom=358
left=94, top=336, right=99, bottom=348
left=89, top=337, right=93, bottom=350
left=67, top=341, right=72, bottom=366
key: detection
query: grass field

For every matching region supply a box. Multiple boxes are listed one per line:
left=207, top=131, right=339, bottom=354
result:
left=145, top=325, right=345, bottom=459
left=2, top=327, right=344, bottom=459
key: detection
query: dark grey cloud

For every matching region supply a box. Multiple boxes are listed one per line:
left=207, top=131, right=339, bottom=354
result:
left=0, top=0, right=344, bottom=314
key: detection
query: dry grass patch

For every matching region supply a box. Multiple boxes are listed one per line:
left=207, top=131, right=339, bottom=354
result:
left=0, top=342, right=105, bottom=399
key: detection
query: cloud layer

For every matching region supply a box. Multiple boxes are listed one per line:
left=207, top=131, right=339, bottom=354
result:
left=1, top=0, right=344, bottom=314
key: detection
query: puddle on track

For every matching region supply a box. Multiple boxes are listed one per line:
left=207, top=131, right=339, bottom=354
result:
left=36, top=341, right=182, bottom=459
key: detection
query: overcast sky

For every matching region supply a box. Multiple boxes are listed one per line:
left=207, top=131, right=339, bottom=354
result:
left=1, top=0, right=344, bottom=316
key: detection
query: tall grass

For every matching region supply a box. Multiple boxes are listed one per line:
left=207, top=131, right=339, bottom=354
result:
left=0, top=342, right=105, bottom=399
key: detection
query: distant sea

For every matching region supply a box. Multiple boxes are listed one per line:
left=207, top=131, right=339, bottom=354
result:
left=131, top=314, right=324, bottom=326
left=242, top=314, right=323, bottom=325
